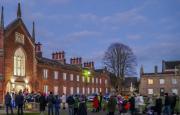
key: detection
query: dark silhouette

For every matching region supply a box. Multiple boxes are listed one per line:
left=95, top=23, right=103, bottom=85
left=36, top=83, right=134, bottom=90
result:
left=47, top=92, right=55, bottom=115
left=5, top=92, right=14, bottom=115
left=15, top=91, right=24, bottom=115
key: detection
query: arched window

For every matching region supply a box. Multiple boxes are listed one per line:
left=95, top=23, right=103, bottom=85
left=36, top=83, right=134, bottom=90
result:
left=14, top=48, right=25, bottom=76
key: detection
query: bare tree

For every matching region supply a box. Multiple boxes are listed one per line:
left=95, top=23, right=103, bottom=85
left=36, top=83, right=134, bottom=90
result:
left=103, top=43, right=137, bottom=92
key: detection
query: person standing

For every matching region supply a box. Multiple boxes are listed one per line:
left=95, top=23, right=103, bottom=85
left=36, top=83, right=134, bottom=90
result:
left=5, top=92, right=14, bottom=115
left=129, top=94, right=135, bottom=115
left=171, top=93, right=177, bottom=114
left=39, top=93, right=47, bottom=115
left=61, top=93, right=66, bottom=109
left=117, top=94, right=123, bottom=114
left=15, top=91, right=24, bottom=115
left=99, top=92, right=103, bottom=111
left=54, top=95, right=61, bottom=115
left=47, top=92, right=55, bottom=115
left=78, top=95, right=87, bottom=115
left=163, top=93, right=171, bottom=115
left=107, top=95, right=117, bottom=115
left=74, top=95, right=79, bottom=115
left=93, top=95, right=99, bottom=112
left=155, top=95, right=162, bottom=115
left=67, top=95, right=75, bottom=115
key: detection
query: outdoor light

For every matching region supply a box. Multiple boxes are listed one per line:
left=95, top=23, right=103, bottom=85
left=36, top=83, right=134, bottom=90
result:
left=25, top=79, right=28, bottom=84
left=11, top=78, right=15, bottom=83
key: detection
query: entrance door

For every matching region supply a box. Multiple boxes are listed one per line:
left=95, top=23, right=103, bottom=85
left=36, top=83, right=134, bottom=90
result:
left=15, top=84, right=25, bottom=92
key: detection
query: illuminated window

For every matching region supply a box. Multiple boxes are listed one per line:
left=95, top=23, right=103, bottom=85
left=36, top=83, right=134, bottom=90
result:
left=70, top=74, right=73, bottom=81
left=96, top=88, right=98, bottom=93
left=54, top=86, right=58, bottom=95
left=87, top=87, right=90, bottom=94
left=14, top=48, right=25, bottom=76
left=44, top=85, right=48, bottom=94
left=77, top=75, right=79, bottom=81
left=82, top=76, right=85, bottom=82
left=148, top=89, right=153, bottom=94
left=172, top=79, right=177, bottom=84
left=148, top=79, right=153, bottom=84
left=77, top=87, right=79, bottom=94
left=82, top=87, right=85, bottom=94
left=105, top=80, right=107, bottom=85
left=54, top=71, right=58, bottom=79
left=70, top=87, right=73, bottom=94
left=172, top=89, right=178, bottom=94
left=159, top=79, right=165, bottom=84
left=87, top=77, right=90, bottom=83
left=100, top=79, right=102, bottom=84
left=92, top=88, right=94, bottom=93
left=92, top=78, right=94, bottom=83
left=96, top=78, right=98, bottom=84
left=43, top=69, right=48, bottom=79
left=63, top=73, right=66, bottom=80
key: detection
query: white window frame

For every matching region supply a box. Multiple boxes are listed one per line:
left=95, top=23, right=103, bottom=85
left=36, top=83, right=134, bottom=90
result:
left=100, top=79, right=102, bottom=84
left=172, top=78, right=177, bottom=84
left=70, top=74, right=73, bottom=81
left=96, top=78, right=98, bottom=84
left=54, top=71, right=58, bottom=80
left=105, top=79, right=107, bottom=85
left=148, top=89, right=153, bottom=94
left=43, top=69, right=48, bottom=79
left=63, top=73, right=67, bottom=80
left=92, top=88, right=94, bottom=93
left=159, top=79, right=165, bottom=84
left=82, top=76, right=85, bottom=82
left=172, top=89, right=178, bottom=95
left=70, top=87, right=73, bottom=94
left=44, top=85, right=48, bottom=94
left=77, top=87, right=79, bottom=94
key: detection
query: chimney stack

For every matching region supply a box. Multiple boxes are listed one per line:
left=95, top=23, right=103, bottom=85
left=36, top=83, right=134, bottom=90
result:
left=52, top=51, right=66, bottom=64
left=84, top=61, right=94, bottom=69
left=154, top=65, right=158, bottom=74
left=35, top=42, right=42, bottom=57
left=70, top=57, right=82, bottom=65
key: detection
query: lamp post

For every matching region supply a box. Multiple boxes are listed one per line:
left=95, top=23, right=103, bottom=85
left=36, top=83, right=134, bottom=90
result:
left=82, top=69, right=91, bottom=95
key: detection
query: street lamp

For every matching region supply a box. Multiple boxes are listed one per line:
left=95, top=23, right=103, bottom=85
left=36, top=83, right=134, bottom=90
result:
left=82, top=69, right=91, bottom=95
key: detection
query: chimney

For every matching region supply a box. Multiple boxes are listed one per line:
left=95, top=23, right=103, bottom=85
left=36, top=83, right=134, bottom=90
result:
left=84, top=61, right=94, bottom=69
left=70, top=57, right=82, bottom=65
left=35, top=42, right=42, bottom=57
left=52, top=51, right=66, bottom=64
left=154, top=65, right=158, bottom=74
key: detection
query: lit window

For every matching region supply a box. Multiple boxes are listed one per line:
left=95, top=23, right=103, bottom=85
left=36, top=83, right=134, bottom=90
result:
left=96, top=78, right=98, bottom=84
left=43, top=69, right=48, bottom=79
left=70, top=87, right=73, bottom=94
left=172, top=79, right=177, bottom=84
left=100, top=79, right=102, bottom=84
left=100, top=88, right=102, bottom=92
left=44, top=85, right=48, bottom=94
left=63, top=73, right=66, bottom=80
left=96, top=88, right=98, bottom=93
left=63, top=86, right=66, bottom=94
left=148, top=89, right=153, bottom=94
left=82, top=76, right=85, bottom=82
left=148, top=79, right=153, bottom=84
left=82, top=87, right=85, bottom=94
left=54, top=71, right=58, bottom=79
left=172, top=89, right=178, bottom=95
left=77, top=87, right=79, bottom=94
left=70, top=74, right=73, bottom=81
left=87, top=87, right=90, bottom=94
left=92, top=78, right=94, bottom=83
left=159, top=79, right=165, bottom=84
left=87, top=77, right=90, bottom=83
left=106, top=88, right=108, bottom=93
left=105, top=80, right=107, bottom=85
left=92, top=88, right=94, bottom=93
left=77, top=75, right=79, bottom=81
left=54, top=86, right=58, bottom=95
left=14, top=48, right=25, bottom=76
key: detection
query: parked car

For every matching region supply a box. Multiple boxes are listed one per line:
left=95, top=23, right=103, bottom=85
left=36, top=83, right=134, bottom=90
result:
left=103, top=93, right=110, bottom=101
left=87, top=93, right=97, bottom=102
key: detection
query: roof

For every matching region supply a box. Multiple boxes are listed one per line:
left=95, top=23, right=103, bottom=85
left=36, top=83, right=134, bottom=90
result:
left=123, top=77, right=138, bottom=87
left=37, top=57, right=81, bottom=71
left=164, top=60, right=180, bottom=70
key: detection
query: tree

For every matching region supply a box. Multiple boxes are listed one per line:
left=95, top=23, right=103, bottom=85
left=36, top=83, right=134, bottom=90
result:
left=103, top=43, right=137, bottom=92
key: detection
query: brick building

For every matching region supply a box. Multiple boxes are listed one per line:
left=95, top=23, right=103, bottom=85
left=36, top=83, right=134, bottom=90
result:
left=139, top=60, right=180, bottom=96
left=0, top=3, right=109, bottom=103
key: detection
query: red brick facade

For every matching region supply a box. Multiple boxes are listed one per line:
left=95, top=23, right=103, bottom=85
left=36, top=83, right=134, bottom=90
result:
left=0, top=4, right=110, bottom=104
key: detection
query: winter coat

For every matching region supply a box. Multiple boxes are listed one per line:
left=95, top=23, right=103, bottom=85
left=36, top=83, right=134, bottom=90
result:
left=39, top=95, right=47, bottom=111
left=47, top=94, right=55, bottom=107
left=93, top=97, right=99, bottom=109
left=107, top=96, right=117, bottom=112
left=129, top=96, right=135, bottom=110
left=155, top=98, right=162, bottom=113
left=15, top=94, right=24, bottom=106
left=5, top=94, right=12, bottom=105
left=54, top=97, right=61, bottom=108
left=78, top=101, right=87, bottom=115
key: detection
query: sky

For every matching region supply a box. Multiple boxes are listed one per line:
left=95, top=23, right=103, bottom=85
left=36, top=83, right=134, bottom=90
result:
left=1, top=0, right=180, bottom=76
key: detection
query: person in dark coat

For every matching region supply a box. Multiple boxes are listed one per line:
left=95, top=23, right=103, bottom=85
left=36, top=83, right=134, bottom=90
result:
left=155, top=95, right=162, bottom=115
left=54, top=95, right=61, bottom=115
left=5, top=92, right=14, bottom=115
left=67, top=95, right=75, bottom=115
left=78, top=95, right=87, bottom=115
left=129, top=94, right=135, bottom=115
left=15, top=91, right=24, bottom=115
left=39, top=93, right=47, bottom=115
left=107, top=95, right=117, bottom=115
left=163, top=93, right=171, bottom=115
left=171, top=93, right=177, bottom=114
left=99, top=92, right=103, bottom=111
left=47, top=92, right=55, bottom=115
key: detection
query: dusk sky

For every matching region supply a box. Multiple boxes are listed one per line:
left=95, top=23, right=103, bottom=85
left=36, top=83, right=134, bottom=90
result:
left=1, top=0, right=180, bottom=75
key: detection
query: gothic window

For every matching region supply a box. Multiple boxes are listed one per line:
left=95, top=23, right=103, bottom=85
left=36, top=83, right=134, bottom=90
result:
left=14, top=48, right=25, bottom=76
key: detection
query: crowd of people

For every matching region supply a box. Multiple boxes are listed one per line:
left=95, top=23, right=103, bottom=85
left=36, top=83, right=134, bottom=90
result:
left=3, top=90, right=180, bottom=115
